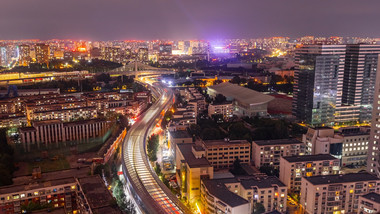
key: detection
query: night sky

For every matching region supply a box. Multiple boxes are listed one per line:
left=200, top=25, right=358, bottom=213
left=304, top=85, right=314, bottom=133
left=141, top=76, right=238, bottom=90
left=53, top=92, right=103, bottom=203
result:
left=1, top=0, right=379, bottom=40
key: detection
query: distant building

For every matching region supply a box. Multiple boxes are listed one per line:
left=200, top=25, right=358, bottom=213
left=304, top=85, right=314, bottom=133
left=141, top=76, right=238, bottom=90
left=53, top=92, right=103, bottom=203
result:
left=252, top=138, right=305, bottom=169
left=207, top=82, right=274, bottom=117
left=279, top=154, right=340, bottom=193
left=300, top=173, right=380, bottom=214
left=358, top=192, right=380, bottom=214
left=138, top=48, right=148, bottom=62
left=35, top=43, right=50, bottom=66
left=18, top=45, right=31, bottom=66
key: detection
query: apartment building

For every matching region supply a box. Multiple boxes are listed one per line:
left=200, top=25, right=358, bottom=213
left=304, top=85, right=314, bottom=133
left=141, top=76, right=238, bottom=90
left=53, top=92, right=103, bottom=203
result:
left=29, top=106, right=98, bottom=123
left=176, top=143, right=214, bottom=204
left=279, top=154, right=340, bottom=193
left=19, top=119, right=108, bottom=151
left=300, top=173, right=380, bottom=214
left=202, top=139, right=251, bottom=169
left=252, top=138, right=305, bottom=169
left=201, top=175, right=287, bottom=214
left=358, top=192, right=380, bottom=214
left=303, top=126, right=370, bottom=166
left=201, top=178, right=250, bottom=214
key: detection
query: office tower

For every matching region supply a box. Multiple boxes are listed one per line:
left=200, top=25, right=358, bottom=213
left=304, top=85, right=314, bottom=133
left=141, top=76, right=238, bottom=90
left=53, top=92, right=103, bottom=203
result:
left=338, top=45, right=380, bottom=123
left=18, top=44, right=31, bottom=66
left=293, top=44, right=380, bottom=126
left=367, top=54, right=380, bottom=175
left=292, top=45, right=346, bottom=126
left=35, top=43, right=50, bottom=66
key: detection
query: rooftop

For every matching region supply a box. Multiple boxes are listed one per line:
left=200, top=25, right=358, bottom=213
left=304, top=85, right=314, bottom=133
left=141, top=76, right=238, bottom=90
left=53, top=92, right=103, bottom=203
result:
left=282, top=154, right=338, bottom=163
left=361, top=192, right=380, bottom=204
left=202, top=178, right=249, bottom=208
left=304, top=173, right=379, bottom=185
left=208, top=82, right=274, bottom=105
left=253, top=138, right=303, bottom=146
left=0, top=177, right=76, bottom=195
left=169, top=130, right=192, bottom=139
left=238, top=176, right=286, bottom=189
left=177, top=143, right=211, bottom=168
left=78, top=175, right=122, bottom=213
left=202, top=139, right=250, bottom=147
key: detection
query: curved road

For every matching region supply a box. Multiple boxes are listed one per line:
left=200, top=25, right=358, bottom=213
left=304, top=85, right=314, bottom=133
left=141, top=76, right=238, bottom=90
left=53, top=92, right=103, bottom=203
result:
left=121, top=82, right=190, bottom=214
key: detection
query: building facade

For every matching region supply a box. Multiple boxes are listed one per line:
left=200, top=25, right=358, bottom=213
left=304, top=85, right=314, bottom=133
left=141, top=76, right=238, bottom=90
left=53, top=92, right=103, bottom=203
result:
left=293, top=45, right=380, bottom=126
left=279, top=154, right=340, bottom=193
left=300, top=173, right=380, bottom=214
left=252, top=138, right=305, bottom=169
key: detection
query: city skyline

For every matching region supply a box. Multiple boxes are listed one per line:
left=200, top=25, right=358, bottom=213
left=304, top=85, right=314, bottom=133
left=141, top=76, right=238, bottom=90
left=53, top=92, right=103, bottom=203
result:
left=1, top=0, right=380, bottom=40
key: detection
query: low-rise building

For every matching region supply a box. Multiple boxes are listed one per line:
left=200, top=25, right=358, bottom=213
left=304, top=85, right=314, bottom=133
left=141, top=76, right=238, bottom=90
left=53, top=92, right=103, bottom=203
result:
left=279, top=154, right=340, bottom=193
left=300, top=173, right=380, bottom=214
left=358, top=192, right=380, bottom=214
left=207, top=82, right=274, bottom=117
left=176, top=143, right=213, bottom=204
left=252, top=138, right=305, bottom=169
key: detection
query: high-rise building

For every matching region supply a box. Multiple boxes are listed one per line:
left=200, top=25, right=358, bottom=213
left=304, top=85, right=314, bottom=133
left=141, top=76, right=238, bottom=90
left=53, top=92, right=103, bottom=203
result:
left=366, top=54, right=380, bottom=175
left=35, top=43, right=50, bottom=66
left=18, top=44, right=31, bottom=66
left=292, top=45, right=346, bottom=126
left=337, top=45, right=380, bottom=123
left=293, top=44, right=380, bottom=126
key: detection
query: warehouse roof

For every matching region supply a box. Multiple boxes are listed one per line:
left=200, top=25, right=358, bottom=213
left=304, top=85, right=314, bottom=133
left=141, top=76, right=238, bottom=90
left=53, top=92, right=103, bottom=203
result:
left=208, top=82, right=274, bottom=106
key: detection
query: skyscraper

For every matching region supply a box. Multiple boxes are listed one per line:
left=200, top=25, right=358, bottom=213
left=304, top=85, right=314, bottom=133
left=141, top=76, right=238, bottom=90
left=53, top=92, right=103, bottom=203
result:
left=293, top=44, right=380, bottom=126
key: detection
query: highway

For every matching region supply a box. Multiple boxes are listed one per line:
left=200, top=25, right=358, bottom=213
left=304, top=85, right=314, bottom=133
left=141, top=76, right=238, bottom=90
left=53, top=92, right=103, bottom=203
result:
left=121, top=81, right=190, bottom=214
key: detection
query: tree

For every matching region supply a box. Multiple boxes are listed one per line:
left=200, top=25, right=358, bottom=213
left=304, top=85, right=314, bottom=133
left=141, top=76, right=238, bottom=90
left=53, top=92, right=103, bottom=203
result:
left=0, top=129, right=14, bottom=186
left=252, top=202, right=265, bottom=214
left=230, top=75, right=242, bottom=84
left=214, top=94, right=227, bottom=104
left=147, top=134, right=159, bottom=162
left=230, top=157, right=246, bottom=175
left=96, top=73, right=112, bottom=83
